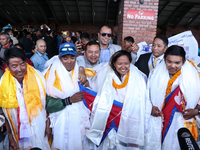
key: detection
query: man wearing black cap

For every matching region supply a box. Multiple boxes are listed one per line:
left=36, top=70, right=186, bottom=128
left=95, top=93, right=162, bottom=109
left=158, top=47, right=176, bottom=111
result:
left=44, top=43, right=90, bottom=150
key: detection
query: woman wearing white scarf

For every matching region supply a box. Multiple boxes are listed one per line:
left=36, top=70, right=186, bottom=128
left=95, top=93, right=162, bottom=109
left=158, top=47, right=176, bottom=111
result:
left=86, top=50, right=146, bottom=150
left=145, top=45, right=200, bottom=150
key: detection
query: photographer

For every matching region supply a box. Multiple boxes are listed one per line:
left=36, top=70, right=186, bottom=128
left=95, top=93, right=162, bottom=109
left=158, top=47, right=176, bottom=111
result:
left=40, top=24, right=58, bottom=59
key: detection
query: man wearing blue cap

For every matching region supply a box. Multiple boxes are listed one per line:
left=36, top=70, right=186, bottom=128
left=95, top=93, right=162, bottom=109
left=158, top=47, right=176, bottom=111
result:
left=43, top=43, right=90, bottom=150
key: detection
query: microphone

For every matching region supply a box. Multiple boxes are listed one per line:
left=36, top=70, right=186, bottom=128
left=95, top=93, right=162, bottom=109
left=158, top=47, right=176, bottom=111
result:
left=177, top=127, right=200, bottom=150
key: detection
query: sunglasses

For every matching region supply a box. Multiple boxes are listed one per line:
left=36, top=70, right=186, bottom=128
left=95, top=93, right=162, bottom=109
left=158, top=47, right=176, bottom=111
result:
left=60, top=47, right=75, bottom=52
left=100, top=32, right=112, bottom=37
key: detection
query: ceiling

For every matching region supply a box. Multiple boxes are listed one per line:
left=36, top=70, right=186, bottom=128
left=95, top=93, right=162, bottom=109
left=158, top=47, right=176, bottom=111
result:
left=0, top=0, right=200, bottom=29
left=158, top=0, right=200, bottom=30
left=0, top=0, right=120, bottom=26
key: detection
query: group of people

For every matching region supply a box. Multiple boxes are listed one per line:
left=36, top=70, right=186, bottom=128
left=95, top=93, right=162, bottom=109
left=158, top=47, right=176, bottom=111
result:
left=0, top=23, right=199, bottom=150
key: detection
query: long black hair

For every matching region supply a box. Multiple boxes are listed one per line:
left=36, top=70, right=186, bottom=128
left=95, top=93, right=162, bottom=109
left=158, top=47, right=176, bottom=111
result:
left=110, top=50, right=132, bottom=81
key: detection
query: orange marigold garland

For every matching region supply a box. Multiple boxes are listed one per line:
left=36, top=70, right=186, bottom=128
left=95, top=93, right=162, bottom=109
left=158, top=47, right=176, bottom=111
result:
left=112, top=71, right=129, bottom=89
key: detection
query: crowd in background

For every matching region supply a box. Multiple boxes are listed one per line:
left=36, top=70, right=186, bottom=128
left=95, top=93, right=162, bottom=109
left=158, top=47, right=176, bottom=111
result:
left=0, top=24, right=118, bottom=76
left=0, top=23, right=199, bottom=150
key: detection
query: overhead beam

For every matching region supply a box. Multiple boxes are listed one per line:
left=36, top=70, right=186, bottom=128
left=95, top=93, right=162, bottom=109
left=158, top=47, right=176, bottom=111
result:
left=76, top=0, right=82, bottom=25
left=158, top=1, right=170, bottom=18
left=161, top=2, right=186, bottom=29
left=0, top=6, right=16, bottom=24
left=34, top=0, right=49, bottom=24
left=185, top=11, right=200, bottom=29
left=45, top=0, right=59, bottom=25
left=4, top=0, right=27, bottom=24
left=105, top=0, right=110, bottom=23
left=20, top=0, right=38, bottom=24
left=60, top=0, right=71, bottom=25
left=0, top=15, right=7, bottom=25
left=173, top=5, right=194, bottom=29
left=92, top=0, right=95, bottom=25
left=197, top=24, right=200, bottom=30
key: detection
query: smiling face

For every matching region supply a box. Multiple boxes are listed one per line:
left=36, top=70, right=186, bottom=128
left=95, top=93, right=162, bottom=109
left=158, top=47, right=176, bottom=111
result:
left=114, top=55, right=130, bottom=77
left=98, top=26, right=112, bottom=47
left=165, top=54, right=185, bottom=76
left=85, top=44, right=100, bottom=65
left=152, top=38, right=168, bottom=57
left=59, top=54, right=76, bottom=71
left=0, top=35, right=10, bottom=46
left=7, top=57, right=27, bottom=82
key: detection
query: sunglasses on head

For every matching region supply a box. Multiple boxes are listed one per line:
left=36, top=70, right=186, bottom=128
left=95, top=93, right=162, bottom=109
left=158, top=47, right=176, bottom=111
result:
left=100, top=33, right=112, bottom=37
left=60, top=47, right=75, bottom=52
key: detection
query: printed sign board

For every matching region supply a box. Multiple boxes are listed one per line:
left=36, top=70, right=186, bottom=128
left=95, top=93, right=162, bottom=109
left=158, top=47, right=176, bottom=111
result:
left=127, top=9, right=155, bottom=21
left=137, top=31, right=198, bottom=62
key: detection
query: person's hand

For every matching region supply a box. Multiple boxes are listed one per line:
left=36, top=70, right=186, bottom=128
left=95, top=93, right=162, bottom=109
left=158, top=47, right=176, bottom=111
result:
left=40, top=24, right=44, bottom=29
left=75, top=41, right=82, bottom=49
left=183, top=109, right=198, bottom=120
left=0, top=125, right=4, bottom=132
left=3, top=116, right=19, bottom=150
left=78, top=67, right=87, bottom=84
left=131, top=43, right=139, bottom=55
left=8, top=133, right=19, bottom=150
left=75, top=41, right=83, bottom=56
left=45, top=118, right=52, bottom=141
left=70, top=92, right=84, bottom=103
left=83, top=80, right=90, bottom=87
left=45, top=24, right=50, bottom=29
left=151, top=106, right=161, bottom=117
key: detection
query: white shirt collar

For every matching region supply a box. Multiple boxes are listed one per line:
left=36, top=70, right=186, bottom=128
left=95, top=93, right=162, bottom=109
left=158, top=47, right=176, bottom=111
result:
left=151, top=53, right=164, bottom=61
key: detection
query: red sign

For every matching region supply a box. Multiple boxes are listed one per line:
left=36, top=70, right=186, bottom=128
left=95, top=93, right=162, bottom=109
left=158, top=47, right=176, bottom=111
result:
left=127, top=9, right=155, bottom=21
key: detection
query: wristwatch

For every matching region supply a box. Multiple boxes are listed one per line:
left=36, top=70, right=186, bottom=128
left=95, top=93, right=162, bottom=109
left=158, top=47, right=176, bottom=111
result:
left=195, top=108, right=200, bottom=115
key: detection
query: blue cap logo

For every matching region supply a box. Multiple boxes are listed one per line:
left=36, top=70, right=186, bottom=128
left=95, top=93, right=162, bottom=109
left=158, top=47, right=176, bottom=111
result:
left=59, top=43, right=77, bottom=57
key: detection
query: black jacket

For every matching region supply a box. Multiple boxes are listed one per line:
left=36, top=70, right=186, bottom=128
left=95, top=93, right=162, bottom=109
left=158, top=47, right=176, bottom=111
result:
left=135, top=53, right=152, bottom=77
left=19, top=37, right=34, bottom=54
left=41, top=29, right=58, bottom=59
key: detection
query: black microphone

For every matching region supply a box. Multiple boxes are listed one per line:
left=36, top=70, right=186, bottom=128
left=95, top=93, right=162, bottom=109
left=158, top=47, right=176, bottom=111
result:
left=178, top=127, right=200, bottom=150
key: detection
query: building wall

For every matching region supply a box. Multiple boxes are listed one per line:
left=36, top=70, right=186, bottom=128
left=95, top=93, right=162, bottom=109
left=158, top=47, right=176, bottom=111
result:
left=117, top=0, right=159, bottom=48
left=117, top=0, right=125, bottom=46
